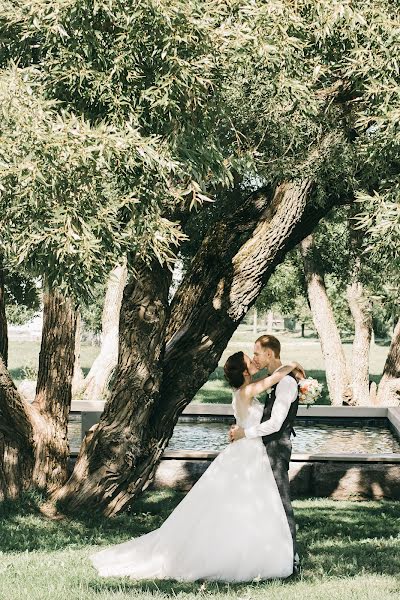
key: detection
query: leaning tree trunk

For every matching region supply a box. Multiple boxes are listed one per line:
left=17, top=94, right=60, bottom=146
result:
left=54, top=259, right=171, bottom=515
left=0, top=256, right=8, bottom=366
left=376, top=318, right=400, bottom=406
left=78, top=260, right=127, bottom=402
left=55, top=180, right=348, bottom=516
left=0, top=357, right=34, bottom=500
left=300, top=234, right=352, bottom=405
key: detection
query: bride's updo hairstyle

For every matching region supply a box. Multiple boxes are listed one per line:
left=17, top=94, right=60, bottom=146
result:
left=224, top=351, right=247, bottom=389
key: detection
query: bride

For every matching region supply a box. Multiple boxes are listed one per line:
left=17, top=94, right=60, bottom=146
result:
left=90, top=353, right=304, bottom=582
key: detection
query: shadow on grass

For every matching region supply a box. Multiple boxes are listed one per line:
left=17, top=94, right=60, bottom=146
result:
left=79, top=497, right=400, bottom=596
left=295, top=500, right=400, bottom=578
left=0, top=489, right=185, bottom=553
left=1, top=490, right=399, bottom=587
left=86, top=578, right=249, bottom=596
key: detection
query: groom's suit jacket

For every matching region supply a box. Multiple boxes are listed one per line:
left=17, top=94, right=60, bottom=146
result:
left=261, top=371, right=299, bottom=445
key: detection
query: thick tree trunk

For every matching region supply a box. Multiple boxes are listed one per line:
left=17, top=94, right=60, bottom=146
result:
left=54, top=260, right=171, bottom=515
left=79, top=260, right=127, bottom=402
left=0, top=256, right=8, bottom=366
left=0, top=357, right=34, bottom=500
left=376, top=318, right=400, bottom=406
left=56, top=181, right=346, bottom=516
left=0, top=283, right=78, bottom=500
left=300, top=234, right=352, bottom=405
left=31, top=284, right=78, bottom=491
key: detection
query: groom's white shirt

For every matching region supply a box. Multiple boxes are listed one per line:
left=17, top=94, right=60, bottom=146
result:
left=244, top=370, right=298, bottom=439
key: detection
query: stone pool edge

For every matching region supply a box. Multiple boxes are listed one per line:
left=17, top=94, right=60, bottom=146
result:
left=154, top=405, right=400, bottom=501
left=70, top=403, right=400, bottom=501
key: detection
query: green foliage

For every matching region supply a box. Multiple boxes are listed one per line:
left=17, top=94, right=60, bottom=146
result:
left=80, top=281, right=105, bottom=336
left=3, top=269, right=40, bottom=307
left=0, top=0, right=399, bottom=302
left=355, top=191, right=400, bottom=272
left=0, top=66, right=186, bottom=297
left=255, top=252, right=306, bottom=316
left=2, top=267, right=41, bottom=324
left=0, top=1, right=241, bottom=298
left=5, top=304, right=39, bottom=325
left=0, top=0, right=236, bottom=185
left=256, top=202, right=397, bottom=337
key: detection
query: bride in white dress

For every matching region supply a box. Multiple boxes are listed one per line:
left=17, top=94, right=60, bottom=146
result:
left=90, top=353, right=304, bottom=582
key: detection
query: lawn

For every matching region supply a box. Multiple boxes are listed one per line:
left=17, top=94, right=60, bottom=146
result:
left=8, top=325, right=390, bottom=404
left=0, top=491, right=399, bottom=600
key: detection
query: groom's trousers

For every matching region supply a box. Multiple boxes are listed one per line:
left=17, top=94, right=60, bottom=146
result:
left=265, top=431, right=297, bottom=556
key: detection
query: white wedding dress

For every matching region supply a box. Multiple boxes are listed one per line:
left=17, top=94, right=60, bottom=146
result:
left=90, top=392, right=294, bottom=582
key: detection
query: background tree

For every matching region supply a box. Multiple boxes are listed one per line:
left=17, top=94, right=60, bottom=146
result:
left=356, top=187, right=400, bottom=405
left=76, top=260, right=128, bottom=402
left=299, top=207, right=396, bottom=406
left=300, top=232, right=353, bottom=405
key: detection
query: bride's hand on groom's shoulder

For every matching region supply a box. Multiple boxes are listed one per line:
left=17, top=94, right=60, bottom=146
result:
left=292, top=362, right=306, bottom=381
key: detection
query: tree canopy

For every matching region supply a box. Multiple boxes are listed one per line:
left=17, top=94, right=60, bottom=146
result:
left=0, top=0, right=398, bottom=296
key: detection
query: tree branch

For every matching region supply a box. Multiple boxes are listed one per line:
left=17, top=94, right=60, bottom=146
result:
left=156, top=182, right=349, bottom=426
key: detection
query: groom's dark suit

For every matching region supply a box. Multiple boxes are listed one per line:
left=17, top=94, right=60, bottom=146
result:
left=261, top=372, right=299, bottom=555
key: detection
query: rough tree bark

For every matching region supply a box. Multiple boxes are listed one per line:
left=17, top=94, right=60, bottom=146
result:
left=346, top=214, right=373, bottom=406
left=31, top=284, right=78, bottom=490
left=0, top=357, right=34, bottom=500
left=0, top=284, right=78, bottom=498
left=78, top=260, right=128, bottom=402
left=300, top=234, right=352, bottom=405
left=0, top=256, right=8, bottom=366
left=55, top=181, right=347, bottom=516
left=346, top=279, right=373, bottom=405
left=376, top=318, right=400, bottom=406
left=54, top=259, right=171, bottom=515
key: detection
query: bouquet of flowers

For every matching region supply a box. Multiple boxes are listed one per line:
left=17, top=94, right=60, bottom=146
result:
left=298, top=377, right=323, bottom=407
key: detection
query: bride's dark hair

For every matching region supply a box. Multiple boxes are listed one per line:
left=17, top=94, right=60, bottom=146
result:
left=224, top=351, right=247, bottom=389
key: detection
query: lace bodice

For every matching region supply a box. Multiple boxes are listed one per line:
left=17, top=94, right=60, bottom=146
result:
left=232, top=390, right=264, bottom=429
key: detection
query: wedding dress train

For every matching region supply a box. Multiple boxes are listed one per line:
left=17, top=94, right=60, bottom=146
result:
left=90, top=393, right=294, bottom=582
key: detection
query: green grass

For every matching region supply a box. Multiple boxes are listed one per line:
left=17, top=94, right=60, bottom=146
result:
left=0, top=491, right=399, bottom=600
left=7, top=341, right=99, bottom=385
left=8, top=326, right=390, bottom=404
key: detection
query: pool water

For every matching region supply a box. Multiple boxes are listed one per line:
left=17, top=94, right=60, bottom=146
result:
left=68, top=416, right=400, bottom=454
left=166, top=421, right=400, bottom=454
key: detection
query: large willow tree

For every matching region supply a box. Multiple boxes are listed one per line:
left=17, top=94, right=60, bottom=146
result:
left=0, top=0, right=398, bottom=513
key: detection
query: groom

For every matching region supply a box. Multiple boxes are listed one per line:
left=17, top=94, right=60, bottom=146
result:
left=230, top=334, right=300, bottom=573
